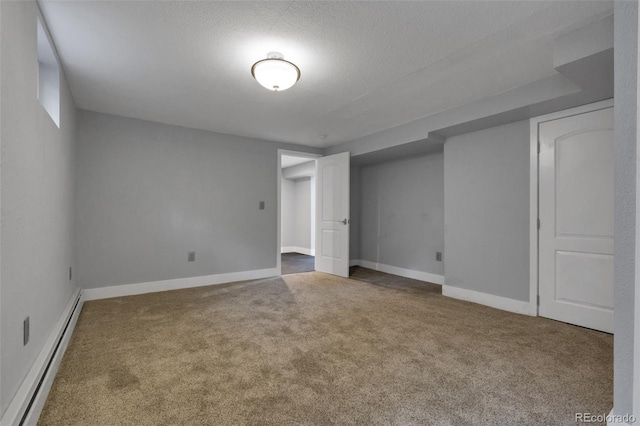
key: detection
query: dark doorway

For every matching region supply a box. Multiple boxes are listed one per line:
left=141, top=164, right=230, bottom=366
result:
left=281, top=253, right=314, bottom=275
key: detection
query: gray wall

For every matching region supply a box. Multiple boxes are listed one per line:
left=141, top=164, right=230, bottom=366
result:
left=613, top=0, right=638, bottom=417
left=359, top=153, right=444, bottom=275
left=282, top=160, right=315, bottom=180
left=294, top=178, right=312, bottom=250
left=281, top=177, right=312, bottom=251
left=281, top=177, right=295, bottom=248
left=0, top=1, right=77, bottom=415
left=444, top=120, right=530, bottom=301
left=75, top=110, right=320, bottom=289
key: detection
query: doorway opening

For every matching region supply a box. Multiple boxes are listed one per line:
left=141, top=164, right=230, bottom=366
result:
left=278, top=151, right=320, bottom=275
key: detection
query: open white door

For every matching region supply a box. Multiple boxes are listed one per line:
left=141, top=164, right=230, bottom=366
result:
left=315, top=152, right=350, bottom=277
left=538, top=107, right=614, bottom=333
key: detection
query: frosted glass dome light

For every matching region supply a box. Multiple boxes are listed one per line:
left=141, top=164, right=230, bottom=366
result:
left=251, top=52, right=300, bottom=92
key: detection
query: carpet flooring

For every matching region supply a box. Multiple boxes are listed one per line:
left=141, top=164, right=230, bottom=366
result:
left=39, top=270, right=612, bottom=425
left=281, top=253, right=315, bottom=275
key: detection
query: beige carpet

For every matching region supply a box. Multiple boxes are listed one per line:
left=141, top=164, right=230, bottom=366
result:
left=39, top=270, right=612, bottom=425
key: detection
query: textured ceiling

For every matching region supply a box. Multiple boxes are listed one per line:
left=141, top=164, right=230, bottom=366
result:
left=39, top=1, right=613, bottom=148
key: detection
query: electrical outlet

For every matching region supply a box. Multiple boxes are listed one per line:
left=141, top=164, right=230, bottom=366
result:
left=24, top=317, right=30, bottom=346
left=436, top=252, right=443, bottom=262
left=188, top=251, right=196, bottom=262
left=259, top=201, right=265, bottom=210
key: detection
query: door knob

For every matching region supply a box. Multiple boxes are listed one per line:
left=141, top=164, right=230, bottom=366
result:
left=341, top=218, right=350, bottom=225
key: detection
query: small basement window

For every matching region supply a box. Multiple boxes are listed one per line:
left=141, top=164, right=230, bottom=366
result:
left=37, top=17, right=60, bottom=127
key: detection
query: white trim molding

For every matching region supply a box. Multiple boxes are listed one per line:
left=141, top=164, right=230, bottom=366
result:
left=528, top=98, right=614, bottom=320
left=83, top=268, right=279, bottom=301
left=1, top=288, right=84, bottom=426
left=442, top=285, right=535, bottom=316
left=281, top=246, right=314, bottom=256
left=352, top=259, right=445, bottom=285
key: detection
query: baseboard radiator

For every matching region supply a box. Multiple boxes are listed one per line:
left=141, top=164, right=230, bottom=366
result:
left=0, top=288, right=84, bottom=426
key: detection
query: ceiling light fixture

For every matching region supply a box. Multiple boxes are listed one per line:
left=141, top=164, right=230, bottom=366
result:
left=251, top=52, right=300, bottom=92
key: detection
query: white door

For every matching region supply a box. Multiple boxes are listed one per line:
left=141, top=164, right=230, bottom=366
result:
left=539, top=107, right=614, bottom=333
left=315, top=152, right=350, bottom=277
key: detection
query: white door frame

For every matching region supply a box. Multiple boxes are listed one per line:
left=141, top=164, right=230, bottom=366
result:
left=277, top=149, right=322, bottom=275
left=529, top=98, right=614, bottom=317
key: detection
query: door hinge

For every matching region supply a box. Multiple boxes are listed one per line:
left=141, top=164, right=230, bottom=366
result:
left=537, top=295, right=540, bottom=305
left=537, top=218, right=541, bottom=230
left=537, top=142, right=541, bottom=154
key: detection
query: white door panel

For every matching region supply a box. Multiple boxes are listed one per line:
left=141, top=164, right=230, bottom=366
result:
left=539, top=107, right=614, bottom=333
left=315, top=152, right=350, bottom=277
left=555, top=130, right=614, bottom=238
left=554, top=251, right=614, bottom=309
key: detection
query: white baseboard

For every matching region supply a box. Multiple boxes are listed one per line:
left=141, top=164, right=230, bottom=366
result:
left=352, top=259, right=445, bottom=285
left=281, top=247, right=314, bottom=256
left=83, top=268, right=279, bottom=301
left=442, top=285, right=536, bottom=316
left=293, top=247, right=312, bottom=256
left=1, top=288, right=84, bottom=426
